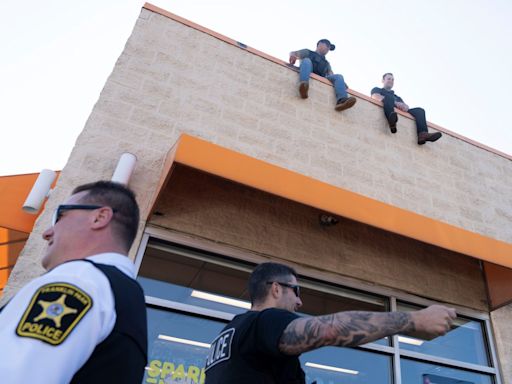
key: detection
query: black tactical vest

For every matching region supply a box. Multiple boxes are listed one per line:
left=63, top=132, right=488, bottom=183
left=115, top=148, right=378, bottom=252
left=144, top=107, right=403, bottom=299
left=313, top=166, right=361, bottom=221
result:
left=70, top=261, right=148, bottom=384
left=308, top=50, right=330, bottom=77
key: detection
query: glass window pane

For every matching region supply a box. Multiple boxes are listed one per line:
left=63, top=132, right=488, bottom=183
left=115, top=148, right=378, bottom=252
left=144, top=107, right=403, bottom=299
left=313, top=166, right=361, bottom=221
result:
left=301, top=347, right=392, bottom=383
left=144, top=307, right=226, bottom=384
left=139, top=240, right=390, bottom=342
left=139, top=276, right=249, bottom=316
left=397, top=302, right=490, bottom=366
left=139, top=242, right=253, bottom=315
left=401, top=359, right=493, bottom=384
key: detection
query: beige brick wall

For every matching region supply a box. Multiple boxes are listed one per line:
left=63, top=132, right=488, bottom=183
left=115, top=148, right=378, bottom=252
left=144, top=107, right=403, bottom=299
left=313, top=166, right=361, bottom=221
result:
left=91, top=9, right=509, bottom=244
left=116, top=9, right=512, bottom=244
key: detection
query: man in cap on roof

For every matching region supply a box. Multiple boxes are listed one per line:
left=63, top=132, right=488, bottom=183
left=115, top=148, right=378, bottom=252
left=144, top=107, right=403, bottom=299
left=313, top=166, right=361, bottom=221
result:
left=289, top=39, right=357, bottom=112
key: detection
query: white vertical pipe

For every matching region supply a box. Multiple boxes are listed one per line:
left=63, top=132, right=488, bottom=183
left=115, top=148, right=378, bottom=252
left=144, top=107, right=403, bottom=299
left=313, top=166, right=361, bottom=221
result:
left=111, top=153, right=137, bottom=185
left=22, top=169, right=57, bottom=214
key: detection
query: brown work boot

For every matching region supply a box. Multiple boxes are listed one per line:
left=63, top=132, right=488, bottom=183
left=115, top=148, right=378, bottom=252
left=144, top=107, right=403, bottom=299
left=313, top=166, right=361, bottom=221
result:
left=418, top=131, right=442, bottom=145
left=299, top=81, right=309, bottom=99
left=388, top=111, right=398, bottom=133
left=335, top=96, right=357, bottom=111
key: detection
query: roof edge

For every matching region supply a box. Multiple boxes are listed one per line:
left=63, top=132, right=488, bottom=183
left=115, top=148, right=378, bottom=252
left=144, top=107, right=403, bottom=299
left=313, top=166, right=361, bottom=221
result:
left=142, top=2, right=511, bottom=161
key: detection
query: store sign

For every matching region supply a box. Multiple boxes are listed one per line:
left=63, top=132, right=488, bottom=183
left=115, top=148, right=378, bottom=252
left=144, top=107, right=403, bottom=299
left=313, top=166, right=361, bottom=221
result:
left=145, top=359, right=206, bottom=384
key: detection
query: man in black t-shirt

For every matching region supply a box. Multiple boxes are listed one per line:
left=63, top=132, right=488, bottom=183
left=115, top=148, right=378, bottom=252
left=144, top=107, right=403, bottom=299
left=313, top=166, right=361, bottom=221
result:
left=289, top=39, right=357, bottom=112
left=371, top=73, right=442, bottom=145
left=205, top=262, right=456, bottom=384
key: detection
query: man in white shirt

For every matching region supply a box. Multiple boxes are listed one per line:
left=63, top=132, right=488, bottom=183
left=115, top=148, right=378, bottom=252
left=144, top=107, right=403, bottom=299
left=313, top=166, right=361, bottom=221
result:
left=0, top=180, right=147, bottom=383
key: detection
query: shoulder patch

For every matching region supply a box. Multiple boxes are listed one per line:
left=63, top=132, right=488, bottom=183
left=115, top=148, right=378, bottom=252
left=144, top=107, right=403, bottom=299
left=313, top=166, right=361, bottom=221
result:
left=205, top=328, right=235, bottom=371
left=16, top=282, right=93, bottom=345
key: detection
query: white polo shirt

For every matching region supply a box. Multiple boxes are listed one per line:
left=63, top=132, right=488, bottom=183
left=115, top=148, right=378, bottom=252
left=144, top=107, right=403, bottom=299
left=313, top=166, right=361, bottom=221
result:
left=0, top=253, right=136, bottom=383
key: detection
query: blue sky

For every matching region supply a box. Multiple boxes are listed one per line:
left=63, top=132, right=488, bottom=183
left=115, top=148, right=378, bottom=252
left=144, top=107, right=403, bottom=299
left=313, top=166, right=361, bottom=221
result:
left=1, top=0, right=511, bottom=175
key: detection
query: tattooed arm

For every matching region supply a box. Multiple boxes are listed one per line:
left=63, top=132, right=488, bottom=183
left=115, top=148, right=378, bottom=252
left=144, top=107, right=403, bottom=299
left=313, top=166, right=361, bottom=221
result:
left=279, top=304, right=456, bottom=355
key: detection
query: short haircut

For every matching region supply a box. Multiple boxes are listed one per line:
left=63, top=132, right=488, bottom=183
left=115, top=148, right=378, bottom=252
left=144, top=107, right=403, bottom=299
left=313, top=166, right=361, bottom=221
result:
left=248, top=262, right=297, bottom=305
left=72, top=181, right=139, bottom=251
left=382, top=72, right=393, bottom=80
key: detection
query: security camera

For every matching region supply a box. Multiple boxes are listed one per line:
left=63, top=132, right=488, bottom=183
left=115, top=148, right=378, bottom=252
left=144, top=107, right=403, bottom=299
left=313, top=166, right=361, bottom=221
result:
left=319, top=214, right=339, bottom=226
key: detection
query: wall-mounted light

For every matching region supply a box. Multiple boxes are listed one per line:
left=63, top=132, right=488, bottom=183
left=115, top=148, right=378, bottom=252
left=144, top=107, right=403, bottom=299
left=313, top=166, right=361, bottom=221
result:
left=22, top=169, right=57, bottom=214
left=111, top=152, right=137, bottom=185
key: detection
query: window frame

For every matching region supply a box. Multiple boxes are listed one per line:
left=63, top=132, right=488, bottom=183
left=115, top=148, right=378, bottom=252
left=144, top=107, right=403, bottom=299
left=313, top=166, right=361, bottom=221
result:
left=135, top=226, right=503, bottom=383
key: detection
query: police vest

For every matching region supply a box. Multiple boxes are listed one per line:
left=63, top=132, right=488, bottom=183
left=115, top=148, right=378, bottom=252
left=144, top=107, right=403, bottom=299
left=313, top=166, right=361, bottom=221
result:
left=70, top=261, right=148, bottom=384
left=308, top=50, right=330, bottom=77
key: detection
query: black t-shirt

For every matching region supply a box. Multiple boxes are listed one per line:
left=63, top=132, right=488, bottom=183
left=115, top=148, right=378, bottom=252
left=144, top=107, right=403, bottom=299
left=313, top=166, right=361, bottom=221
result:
left=371, top=87, right=404, bottom=103
left=204, top=308, right=305, bottom=384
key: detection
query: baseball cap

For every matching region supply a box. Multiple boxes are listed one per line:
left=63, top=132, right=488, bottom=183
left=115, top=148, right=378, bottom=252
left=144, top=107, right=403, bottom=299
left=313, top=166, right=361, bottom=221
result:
left=317, top=39, right=335, bottom=51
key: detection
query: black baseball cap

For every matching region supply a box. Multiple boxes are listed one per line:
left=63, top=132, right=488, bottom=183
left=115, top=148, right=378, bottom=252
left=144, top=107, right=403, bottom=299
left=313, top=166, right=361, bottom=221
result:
left=317, top=39, right=335, bottom=51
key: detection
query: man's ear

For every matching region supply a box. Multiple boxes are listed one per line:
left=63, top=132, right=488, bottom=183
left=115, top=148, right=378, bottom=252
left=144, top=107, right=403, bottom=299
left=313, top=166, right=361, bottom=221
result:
left=269, top=282, right=281, bottom=299
left=91, top=207, right=114, bottom=229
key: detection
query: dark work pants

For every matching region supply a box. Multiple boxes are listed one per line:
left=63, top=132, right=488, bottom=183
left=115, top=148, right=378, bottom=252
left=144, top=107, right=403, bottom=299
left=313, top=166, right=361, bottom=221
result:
left=382, top=95, right=428, bottom=135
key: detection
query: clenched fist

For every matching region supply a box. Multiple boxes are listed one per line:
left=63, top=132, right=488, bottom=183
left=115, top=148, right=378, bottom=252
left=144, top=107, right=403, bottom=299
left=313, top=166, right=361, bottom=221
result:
left=410, top=305, right=457, bottom=340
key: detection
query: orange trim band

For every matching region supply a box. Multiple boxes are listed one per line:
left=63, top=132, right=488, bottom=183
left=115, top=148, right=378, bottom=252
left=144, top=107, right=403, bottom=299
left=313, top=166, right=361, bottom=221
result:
left=154, top=134, right=512, bottom=268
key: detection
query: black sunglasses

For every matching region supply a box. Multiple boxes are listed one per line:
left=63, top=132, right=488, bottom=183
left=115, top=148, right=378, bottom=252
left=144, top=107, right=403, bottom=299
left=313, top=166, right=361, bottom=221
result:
left=51, top=204, right=103, bottom=226
left=266, top=281, right=300, bottom=297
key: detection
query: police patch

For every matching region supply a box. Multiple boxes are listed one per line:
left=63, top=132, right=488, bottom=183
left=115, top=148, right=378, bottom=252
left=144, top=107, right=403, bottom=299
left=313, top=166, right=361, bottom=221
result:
left=205, top=328, right=235, bottom=371
left=16, top=282, right=93, bottom=345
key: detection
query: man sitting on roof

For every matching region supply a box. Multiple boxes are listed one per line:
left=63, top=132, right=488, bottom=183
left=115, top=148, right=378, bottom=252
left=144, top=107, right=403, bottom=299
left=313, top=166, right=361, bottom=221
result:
left=289, top=39, right=357, bottom=112
left=371, top=73, right=442, bottom=145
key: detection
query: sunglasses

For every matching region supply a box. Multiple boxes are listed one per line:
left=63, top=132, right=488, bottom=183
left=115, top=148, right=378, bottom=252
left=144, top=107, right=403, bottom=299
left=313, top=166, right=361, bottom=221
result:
left=51, top=204, right=103, bottom=226
left=266, top=281, right=300, bottom=297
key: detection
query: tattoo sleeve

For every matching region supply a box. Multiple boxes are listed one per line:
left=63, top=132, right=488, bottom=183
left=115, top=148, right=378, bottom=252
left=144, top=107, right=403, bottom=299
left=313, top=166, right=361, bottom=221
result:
left=279, top=311, right=415, bottom=355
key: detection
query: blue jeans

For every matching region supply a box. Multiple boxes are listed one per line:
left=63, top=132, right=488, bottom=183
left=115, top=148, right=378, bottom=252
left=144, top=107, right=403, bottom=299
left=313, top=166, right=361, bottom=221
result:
left=299, top=58, right=348, bottom=100
left=382, top=94, right=428, bottom=135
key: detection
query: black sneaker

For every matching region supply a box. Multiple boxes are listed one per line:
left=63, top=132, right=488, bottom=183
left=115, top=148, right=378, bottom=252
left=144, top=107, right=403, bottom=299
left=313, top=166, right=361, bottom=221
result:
left=388, top=111, right=398, bottom=133
left=335, top=96, right=356, bottom=111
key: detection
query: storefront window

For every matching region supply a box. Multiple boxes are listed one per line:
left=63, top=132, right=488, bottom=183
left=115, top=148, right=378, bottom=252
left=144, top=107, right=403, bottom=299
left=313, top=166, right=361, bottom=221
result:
left=397, top=302, right=490, bottom=366
left=144, top=307, right=226, bottom=384
left=301, top=347, right=391, bottom=384
left=136, top=238, right=500, bottom=384
left=401, top=359, right=493, bottom=384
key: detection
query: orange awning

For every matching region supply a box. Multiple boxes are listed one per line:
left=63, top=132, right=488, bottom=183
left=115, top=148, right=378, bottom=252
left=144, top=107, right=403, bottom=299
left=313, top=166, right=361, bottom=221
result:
left=0, top=172, right=60, bottom=233
left=150, top=134, right=512, bottom=269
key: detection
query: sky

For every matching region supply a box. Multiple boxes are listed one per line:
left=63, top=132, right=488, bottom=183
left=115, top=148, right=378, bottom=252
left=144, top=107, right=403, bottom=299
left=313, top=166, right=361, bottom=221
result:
left=1, top=0, right=511, bottom=176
